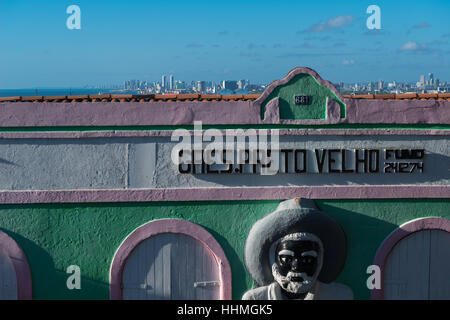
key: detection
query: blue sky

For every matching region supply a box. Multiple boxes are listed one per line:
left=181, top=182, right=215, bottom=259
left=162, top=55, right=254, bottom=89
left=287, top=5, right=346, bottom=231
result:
left=0, top=0, right=449, bottom=88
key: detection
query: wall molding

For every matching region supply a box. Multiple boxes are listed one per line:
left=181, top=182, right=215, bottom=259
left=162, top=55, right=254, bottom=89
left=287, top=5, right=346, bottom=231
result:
left=0, top=186, right=448, bottom=204
left=0, top=129, right=448, bottom=140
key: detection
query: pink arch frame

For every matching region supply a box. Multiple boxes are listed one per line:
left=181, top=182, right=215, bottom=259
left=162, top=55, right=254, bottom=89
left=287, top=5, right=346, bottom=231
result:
left=371, top=217, right=450, bottom=300
left=0, top=230, right=32, bottom=300
left=109, top=219, right=232, bottom=300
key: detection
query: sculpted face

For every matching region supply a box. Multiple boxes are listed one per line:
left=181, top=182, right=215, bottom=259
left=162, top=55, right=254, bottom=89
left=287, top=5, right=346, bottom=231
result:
left=272, top=237, right=323, bottom=295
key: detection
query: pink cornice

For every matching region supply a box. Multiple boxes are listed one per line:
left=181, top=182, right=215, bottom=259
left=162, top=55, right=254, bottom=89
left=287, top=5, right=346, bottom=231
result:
left=371, top=217, right=450, bottom=300
left=344, top=98, right=450, bottom=124
left=0, top=230, right=33, bottom=300
left=0, top=99, right=449, bottom=127
left=109, top=219, right=232, bottom=300
left=0, top=129, right=448, bottom=140
left=0, top=186, right=448, bottom=205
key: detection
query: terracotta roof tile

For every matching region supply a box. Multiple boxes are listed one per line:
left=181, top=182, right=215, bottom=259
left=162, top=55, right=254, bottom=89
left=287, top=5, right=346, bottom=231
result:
left=21, top=96, right=43, bottom=101
left=200, top=94, right=221, bottom=101
left=44, top=96, right=67, bottom=102
left=347, top=94, right=375, bottom=99
left=374, top=94, right=396, bottom=100
left=221, top=95, right=244, bottom=101
left=90, top=94, right=111, bottom=99
left=67, top=95, right=89, bottom=100
left=0, top=96, right=21, bottom=102
left=395, top=93, right=418, bottom=99
left=154, top=94, right=177, bottom=101
left=0, top=93, right=449, bottom=103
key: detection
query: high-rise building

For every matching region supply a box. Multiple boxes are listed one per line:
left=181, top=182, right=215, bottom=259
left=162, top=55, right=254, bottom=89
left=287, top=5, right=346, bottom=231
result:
left=420, top=75, right=425, bottom=86
left=197, top=81, right=206, bottom=93
left=162, top=75, right=166, bottom=88
left=434, top=78, right=439, bottom=89
left=378, top=80, right=384, bottom=90
left=222, top=80, right=238, bottom=91
left=169, top=75, right=174, bottom=90
left=237, top=80, right=247, bottom=90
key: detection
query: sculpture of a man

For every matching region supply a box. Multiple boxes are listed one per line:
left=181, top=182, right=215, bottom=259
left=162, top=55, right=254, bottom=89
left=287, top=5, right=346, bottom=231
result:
left=242, top=198, right=353, bottom=300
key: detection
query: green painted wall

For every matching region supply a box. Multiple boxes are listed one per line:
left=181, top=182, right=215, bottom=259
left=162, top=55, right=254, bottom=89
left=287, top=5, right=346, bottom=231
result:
left=0, top=199, right=449, bottom=300
left=261, top=74, right=345, bottom=120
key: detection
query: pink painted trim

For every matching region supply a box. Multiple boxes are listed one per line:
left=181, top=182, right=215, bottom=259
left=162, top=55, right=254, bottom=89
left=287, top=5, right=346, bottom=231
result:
left=0, top=186, right=448, bottom=205
left=344, top=98, right=450, bottom=125
left=0, top=230, right=32, bottom=300
left=109, top=219, right=232, bottom=300
left=0, top=129, right=448, bottom=140
left=372, top=217, right=450, bottom=300
left=0, top=93, right=449, bottom=128
left=0, top=101, right=258, bottom=127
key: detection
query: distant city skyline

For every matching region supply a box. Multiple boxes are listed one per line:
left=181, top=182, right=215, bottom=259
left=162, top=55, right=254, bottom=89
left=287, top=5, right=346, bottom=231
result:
left=111, top=70, right=450, bottom=95
left=1, top=0, right=449, bottom=88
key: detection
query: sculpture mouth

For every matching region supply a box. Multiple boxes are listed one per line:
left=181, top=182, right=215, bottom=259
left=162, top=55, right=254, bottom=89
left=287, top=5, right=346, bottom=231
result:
left=290, top=276, right=304, bottom=282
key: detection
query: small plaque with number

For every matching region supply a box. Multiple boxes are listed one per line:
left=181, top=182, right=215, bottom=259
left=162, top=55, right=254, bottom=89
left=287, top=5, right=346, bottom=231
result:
left=294, top=95, right=311, bottom=105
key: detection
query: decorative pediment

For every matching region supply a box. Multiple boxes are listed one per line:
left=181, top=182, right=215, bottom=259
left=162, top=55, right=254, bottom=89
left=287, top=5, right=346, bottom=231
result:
left=254, top=67, right=346, bottom=124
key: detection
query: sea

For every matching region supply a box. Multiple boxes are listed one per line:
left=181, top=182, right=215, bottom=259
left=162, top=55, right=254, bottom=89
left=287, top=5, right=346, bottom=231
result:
left=0, top=88, right=138, bottom=97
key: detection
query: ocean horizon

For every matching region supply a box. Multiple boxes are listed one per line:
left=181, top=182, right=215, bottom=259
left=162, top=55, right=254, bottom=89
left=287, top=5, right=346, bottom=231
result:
left=0, top=88, right=138, bottom=97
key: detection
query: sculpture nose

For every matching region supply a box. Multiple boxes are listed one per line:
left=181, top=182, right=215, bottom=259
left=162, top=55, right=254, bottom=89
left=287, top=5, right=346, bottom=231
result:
left=291, top=258, right=301, bottom=271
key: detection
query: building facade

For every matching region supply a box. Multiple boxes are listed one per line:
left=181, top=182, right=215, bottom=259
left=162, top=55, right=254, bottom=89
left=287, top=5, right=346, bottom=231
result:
left=0, top=67, right=449, bottom=300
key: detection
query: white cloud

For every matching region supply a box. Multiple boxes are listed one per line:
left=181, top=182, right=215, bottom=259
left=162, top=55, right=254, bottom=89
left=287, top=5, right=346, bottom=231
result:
left=399, top=41, right=437, bottom=55
left=328, top=15, right=353, bottom=28
left=305, top=15, right=354, bottom=32
left=342, top=59, right=355, bottom=65
left=400, top=41, right=419, bottom=51
left=412, top=22, right=430, bottom=29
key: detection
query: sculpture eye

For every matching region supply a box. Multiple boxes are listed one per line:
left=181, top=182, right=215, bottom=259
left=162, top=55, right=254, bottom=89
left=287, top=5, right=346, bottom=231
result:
left=279, top=255, right=292, bottom=264
left=302, top=257, right=314, bottom=264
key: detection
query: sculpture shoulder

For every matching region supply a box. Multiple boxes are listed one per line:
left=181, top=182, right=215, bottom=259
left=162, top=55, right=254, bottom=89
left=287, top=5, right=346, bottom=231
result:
left=315, top=281, right=354, bottom=300
left=242, top=285, right=271, bottom=300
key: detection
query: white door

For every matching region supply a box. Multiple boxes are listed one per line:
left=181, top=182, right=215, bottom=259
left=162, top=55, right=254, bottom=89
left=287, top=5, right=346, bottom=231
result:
left=122, top=233, right=221, bottom=300
left=0, top=251, right=18, bottom=300
left=384, top=229, right=450, bottom=299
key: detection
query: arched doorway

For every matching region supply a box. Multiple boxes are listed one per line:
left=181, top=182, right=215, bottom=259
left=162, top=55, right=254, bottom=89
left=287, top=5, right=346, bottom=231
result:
left=372, top=217, right=450, bottom=300
left=0, top=230, right=32, bottom=300
left=110, top=219, right=232, bottom=300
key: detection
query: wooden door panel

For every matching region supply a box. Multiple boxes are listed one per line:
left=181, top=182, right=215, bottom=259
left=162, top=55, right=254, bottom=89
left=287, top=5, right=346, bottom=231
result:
left=384, top=230, right=430, bottom=299
left=122, top=232, right=220, bottom=300
left=429, top=230, right=450, bottom=299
